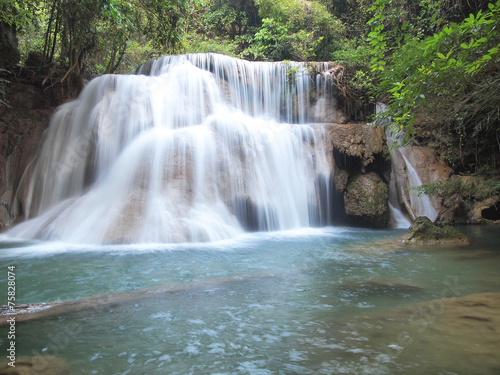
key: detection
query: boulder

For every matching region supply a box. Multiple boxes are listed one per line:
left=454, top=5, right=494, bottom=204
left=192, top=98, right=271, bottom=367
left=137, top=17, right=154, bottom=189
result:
left=399, top=216, right=469, bottom=245
left=344, top=172, right=389, bottom=228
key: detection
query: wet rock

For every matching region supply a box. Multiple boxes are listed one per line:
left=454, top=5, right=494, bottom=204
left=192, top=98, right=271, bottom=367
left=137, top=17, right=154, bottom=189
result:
left=399, top=216, right=469, bottom=245
left=344, top=172, right=389, bottom=228
left=336, top=278, right=423, bottom=296
left=390, top=145, right=453, bottom=221
left=0, top=356, right=72, bottom=375
left=233, top=196, right=278, bottom=231
left=0, top=82, right=55, bottom=225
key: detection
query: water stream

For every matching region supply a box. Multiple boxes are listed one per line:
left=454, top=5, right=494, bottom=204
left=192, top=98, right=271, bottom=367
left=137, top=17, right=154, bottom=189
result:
left=1, top=227, right=500, bottom=374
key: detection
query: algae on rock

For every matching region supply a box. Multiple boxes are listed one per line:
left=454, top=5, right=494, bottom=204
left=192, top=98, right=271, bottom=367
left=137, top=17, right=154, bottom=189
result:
left=399, top=216, right=469, bottom=245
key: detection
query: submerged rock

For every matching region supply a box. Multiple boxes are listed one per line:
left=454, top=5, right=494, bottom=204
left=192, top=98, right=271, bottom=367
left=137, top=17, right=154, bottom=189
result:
left=399, top=216, right=469, bottom=245
left=337, top=293, right=500, bottom=374
left=0, top=356, right=72, bottom=375
left=336, top=278, right=423, bottom=296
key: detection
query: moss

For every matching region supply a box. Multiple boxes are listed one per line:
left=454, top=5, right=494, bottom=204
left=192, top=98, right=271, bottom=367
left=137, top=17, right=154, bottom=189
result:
left=399, top=216, right=470, bottom=245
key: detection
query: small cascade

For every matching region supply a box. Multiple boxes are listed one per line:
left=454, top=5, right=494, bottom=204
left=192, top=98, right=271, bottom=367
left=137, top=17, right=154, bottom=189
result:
left=388, top=163, right=411, bottom=228
left=10, top=54, right=340, bottom=244
left=400, top=153, right=438, bottom=222
left=386, top=139, right=437, bottom=223
left=388, top=203, right=411, bottom=228
left=381, top=102, right=436, bottom=225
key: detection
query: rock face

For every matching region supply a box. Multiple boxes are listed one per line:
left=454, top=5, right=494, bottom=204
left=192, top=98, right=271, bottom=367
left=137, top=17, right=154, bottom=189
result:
left=324, top=122, right=391, bottom=228
left=447, top=175, right=500, bottom=224
left=329, top=123, right=387, bottom=170
left=399, top=216, right=470, bottom=245
left=390, top=145, right=453, bottom=221
left=0, top=83, right=55, bottom=229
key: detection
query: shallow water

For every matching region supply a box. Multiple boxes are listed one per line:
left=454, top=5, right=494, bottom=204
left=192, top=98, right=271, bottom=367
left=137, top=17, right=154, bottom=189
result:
left=1, top=226, right=500, bottom=374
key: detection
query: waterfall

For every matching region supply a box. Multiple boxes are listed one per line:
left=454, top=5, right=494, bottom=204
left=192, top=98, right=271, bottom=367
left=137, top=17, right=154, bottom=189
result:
left=384, top=115, right=437, bottom=223
left=399, top=153, right=438, bottom=222
left=10, top=54, right=338, bottom=244
left=380, top=102, right=436, bottom=226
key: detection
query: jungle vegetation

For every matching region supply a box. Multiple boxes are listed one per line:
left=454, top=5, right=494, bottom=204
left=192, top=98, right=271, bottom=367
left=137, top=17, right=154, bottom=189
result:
left=1, top=0, right=499, bottom=177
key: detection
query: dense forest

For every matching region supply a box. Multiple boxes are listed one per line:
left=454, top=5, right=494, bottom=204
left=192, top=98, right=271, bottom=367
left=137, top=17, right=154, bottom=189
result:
left=1, top=0, right=499, bottom=199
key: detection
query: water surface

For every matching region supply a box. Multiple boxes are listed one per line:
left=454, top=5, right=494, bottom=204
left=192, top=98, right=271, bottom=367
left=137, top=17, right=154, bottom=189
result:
left=1, top=226, right=499, bottom=374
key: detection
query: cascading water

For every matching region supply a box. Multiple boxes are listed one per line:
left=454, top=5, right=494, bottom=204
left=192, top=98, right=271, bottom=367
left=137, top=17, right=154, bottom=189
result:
left=399, top=152, right=438, bottom=221
left=383, top=108, right=437, bottom=224
left=10, top=54, right=338, bottom=244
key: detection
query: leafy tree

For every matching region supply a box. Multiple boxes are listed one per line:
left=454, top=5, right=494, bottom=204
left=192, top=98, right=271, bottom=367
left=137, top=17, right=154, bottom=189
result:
left=0, top=0, right=189, bottom=97
left=0, top=0, right=38, bottom=27
left=244, top=0, right=344, bottom=61
left=369, top=0, right=500, bottom=174
left=182, top=0, right=260, bottom=56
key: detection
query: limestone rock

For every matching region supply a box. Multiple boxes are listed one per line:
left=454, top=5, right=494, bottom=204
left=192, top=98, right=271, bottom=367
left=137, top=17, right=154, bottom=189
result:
left=328, top=123, right=387, bottom=169
left=344, top=172, right=389, bottom=228
left=446, top=175, right=500, bottom=224
left=399, top=216, right=469, bottom=245
left=0, top=82, right=54, bottom=224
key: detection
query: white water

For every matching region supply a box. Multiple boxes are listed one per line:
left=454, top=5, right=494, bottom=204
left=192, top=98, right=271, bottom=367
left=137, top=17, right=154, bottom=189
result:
left=388, top=203, right=411, bottom=228
left=400, top=153, right=438, bottom=221
left=10, top=54, right=338, bottom=244
left=382, top=105, right=437, bottom=224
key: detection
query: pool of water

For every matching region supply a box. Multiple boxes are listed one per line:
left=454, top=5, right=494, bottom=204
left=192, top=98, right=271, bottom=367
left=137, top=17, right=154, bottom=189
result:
left=1, top=226, right=500, bottom=374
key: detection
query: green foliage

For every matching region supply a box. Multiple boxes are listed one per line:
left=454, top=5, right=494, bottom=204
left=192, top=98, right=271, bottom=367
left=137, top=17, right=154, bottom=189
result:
left=182, top=0, right=259, bottom=57
left=183, top=33, right=240, bottom=56
left=246, top=0, right=344, bottom=61
left=369, top=0, right=500, bottom=174
left=3, top=0, right=189, bottom=86
left=0, top=0, right=38, bottom=28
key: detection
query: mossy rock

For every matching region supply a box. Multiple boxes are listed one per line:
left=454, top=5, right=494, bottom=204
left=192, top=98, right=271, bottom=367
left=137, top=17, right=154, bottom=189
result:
left=344, top=172, right=389, bottom=228
left=399, top=216, right=470, bottom=245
